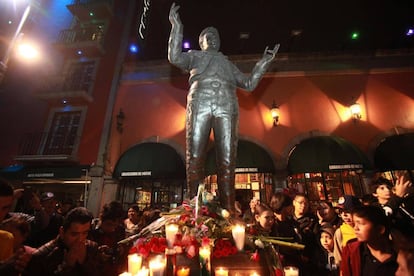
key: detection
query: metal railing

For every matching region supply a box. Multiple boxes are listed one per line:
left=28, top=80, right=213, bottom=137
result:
left=17, top=132, right=80, bottom=156
left=57, top=26, right=105, bottom=46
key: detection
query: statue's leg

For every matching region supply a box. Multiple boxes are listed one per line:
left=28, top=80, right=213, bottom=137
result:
left=213, top=99, right=238, bottom=213
left=186, top=98, right=212, bottom=199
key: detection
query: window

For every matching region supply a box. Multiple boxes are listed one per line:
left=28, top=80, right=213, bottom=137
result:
left=43, top=111, right=81, bottom=155
left=63, top=61, right=96, bottom=93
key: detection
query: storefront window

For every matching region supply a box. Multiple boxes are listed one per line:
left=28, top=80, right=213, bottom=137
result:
left=119, top=178, right=184, bottom=211
left=204, top=172, right=273, bottom=211
left=288, top=170, right=364, bottom=204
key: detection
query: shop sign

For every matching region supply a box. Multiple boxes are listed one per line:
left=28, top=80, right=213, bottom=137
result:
left=27, top=172, right=54, bottom=178
left=328, top=164, right=363, bottom=170
left=235, top=168, right=258, bottom=173
left=121, top=171, right=152, bottom=177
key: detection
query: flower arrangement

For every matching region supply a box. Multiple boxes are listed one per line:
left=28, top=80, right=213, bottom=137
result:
left=124, top=184, right=304, bottom=274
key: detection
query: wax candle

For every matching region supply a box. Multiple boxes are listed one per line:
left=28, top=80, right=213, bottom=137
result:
left=214, top=267, right=229, bottom=276
left=128, top=253, right=142, bottom=275
left=283, top=266, right=299, bottom=276
left=250, top=272, right=260, bottom=276
left=137, top=267, right=149, bottom=276
left=149, top=255, right=165, bottom=276
left=165, top=223, right=179, bottom=248
left=176, top=266, right=190, bottom=276
left=232, top=224, right=245, bottom=251
left=118, top=273, right=131, bottom=276
left=165, top=248, right=176, bottom=276
left=199, top=246, right=211, bottom=275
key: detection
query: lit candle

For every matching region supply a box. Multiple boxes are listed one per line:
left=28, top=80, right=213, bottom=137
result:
left=214, top=267, right=229, bottom=276
left=149, top=255, right=165, bottom=276
left=232, top=224, right=245, bottom=251
left=118, top=273, right=131, bottom=276
left=250, top=272, right=260, bottom=276
left=137, top=267, right=149, bottom=276
left=128, top=253, right=142, bottom=275
left=165, top=223, right=179, bottom=248
left=176, top=266, right=190, bottom=276
left=199, top=246, right=211, bottom=275
left=283, top=266, right=299, bottom=276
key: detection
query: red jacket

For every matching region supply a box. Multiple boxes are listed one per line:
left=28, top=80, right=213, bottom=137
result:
left=340, top=240, right=361, bottom=276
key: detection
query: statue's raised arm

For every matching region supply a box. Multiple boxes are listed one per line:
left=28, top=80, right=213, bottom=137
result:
left=262, top=44, right=280, bottom=64
left=169, top=3, right=181, bottom=27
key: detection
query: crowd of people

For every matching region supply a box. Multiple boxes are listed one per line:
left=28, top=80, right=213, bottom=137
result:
left=0, top=174, right=413, bottom=275
left=244, top=175, right=414, bottom=276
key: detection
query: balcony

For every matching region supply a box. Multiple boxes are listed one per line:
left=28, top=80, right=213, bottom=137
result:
left=67, top=0, right=114, bottom=22
left=15, top=132, right=80, bottom=164
left=35, top=75, right=94, bottom=104
left=54, top=26, right=106, bottom=57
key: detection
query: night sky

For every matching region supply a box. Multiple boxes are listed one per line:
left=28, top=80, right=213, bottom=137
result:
left=0, top=0, right=412, bottom=62
left=129, top=0, right=414, bottom=61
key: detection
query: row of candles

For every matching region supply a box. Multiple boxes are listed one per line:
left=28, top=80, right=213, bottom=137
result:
left=120, top=223, right=298, bottom=276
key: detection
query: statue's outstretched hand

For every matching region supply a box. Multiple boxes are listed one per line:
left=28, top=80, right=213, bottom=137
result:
left=262, top=44, right=280, bottom=62
left=169, top=3, right=182, bottom=26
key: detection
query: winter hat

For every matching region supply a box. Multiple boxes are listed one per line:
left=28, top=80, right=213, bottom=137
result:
left=320, top=224, right=335, bottom=238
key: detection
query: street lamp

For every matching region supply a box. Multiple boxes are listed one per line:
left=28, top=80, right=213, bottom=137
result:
left=0, top=4, right=31, bottom=82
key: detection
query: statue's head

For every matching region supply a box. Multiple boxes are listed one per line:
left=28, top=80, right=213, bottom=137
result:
left=199, top=27, right=220, bottom=52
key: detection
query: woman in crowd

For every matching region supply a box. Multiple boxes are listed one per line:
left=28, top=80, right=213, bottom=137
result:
left=124, top=205, right=143, bottom=237
left=252, top=203, right=275, bottom=235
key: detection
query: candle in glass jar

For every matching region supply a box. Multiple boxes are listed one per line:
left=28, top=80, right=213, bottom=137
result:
left=128, top=253, right=142, bottom=275
left=214, top=267, right=229, bottom=276
left=176, top=266, right=190, bottom=276
left=199, top=246, right=211, bottom=274
left=149, top=255, right=165, bottom=276
left=137, top=267, right=149, bottom=276
left=232, top=224, right=245, bottom=251
left=283, top=266, right=299, bottom=276
left=165, top=223, right=179, bottom=248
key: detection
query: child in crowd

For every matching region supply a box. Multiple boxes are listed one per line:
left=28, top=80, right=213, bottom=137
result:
left=333, top=195, right=361, bottom=266
left=371, top=177, right=393, bottom=207
left=313, top=224, right=339, bottom=275
left=340, top=205, right=398, bottom=275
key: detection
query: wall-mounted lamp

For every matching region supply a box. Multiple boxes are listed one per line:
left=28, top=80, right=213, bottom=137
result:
left=116, top=109, right=125, bottom=133
left=350, top=102, right=362, bottom=122
left=270, top=100, right=280, bottom=126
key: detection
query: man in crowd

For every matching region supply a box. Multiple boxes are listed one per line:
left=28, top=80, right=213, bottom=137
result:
left=24, top=207, right=102, bottom=275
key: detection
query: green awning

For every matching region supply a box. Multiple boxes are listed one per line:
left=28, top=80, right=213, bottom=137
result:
left=288, top=136, right=372, bottom=174
left=113, top=142, right=185, bottom=179
left=205, top=140, right=275, bottom=175
left=374, top=133, right=414, bottom=171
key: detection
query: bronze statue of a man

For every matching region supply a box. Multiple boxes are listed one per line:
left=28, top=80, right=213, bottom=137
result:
left=168, top=3, right=279, bottom=212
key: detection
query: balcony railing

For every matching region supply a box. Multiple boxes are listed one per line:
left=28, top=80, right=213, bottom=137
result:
left=57, top=26, right=105, bottom=46
left=15, top=132, right=80, bottom=163
left=54, top=26, right=106, bottom=57
left=35, top=75, right=94, bottom=103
